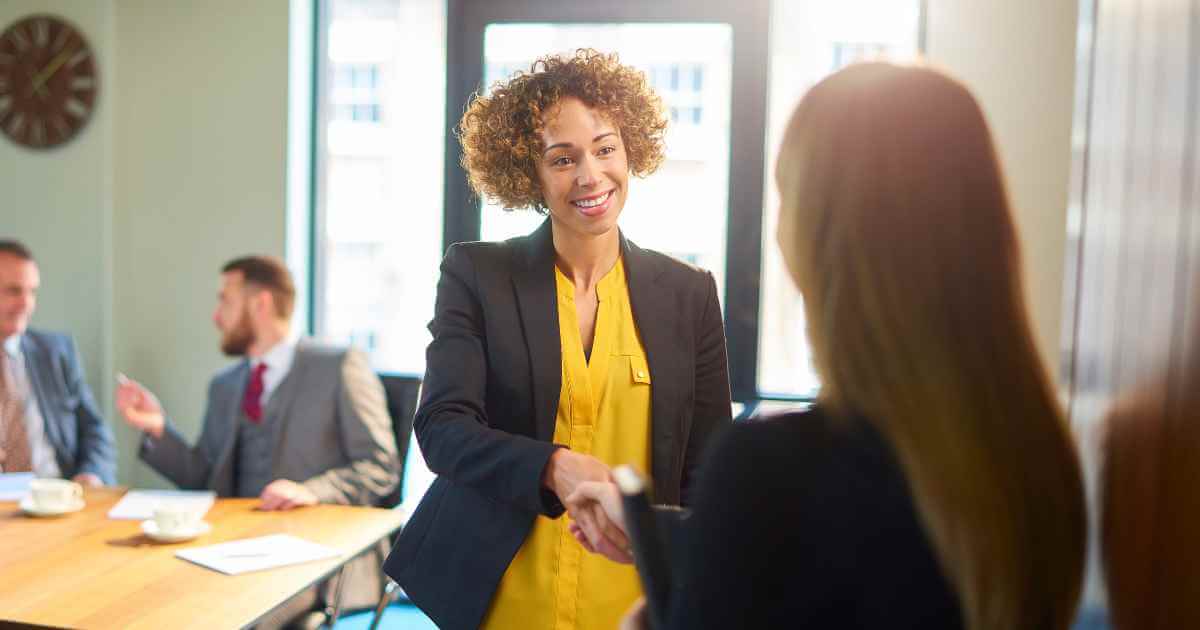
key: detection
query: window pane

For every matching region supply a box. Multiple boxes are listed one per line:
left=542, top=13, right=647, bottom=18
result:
left=317, top=0, right=445, bottom=374
left=758, top=0, right=921, bottom=397
left=479, top=23, right=734, bottom=299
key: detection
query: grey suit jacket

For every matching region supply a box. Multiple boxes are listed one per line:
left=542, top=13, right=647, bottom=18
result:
left=139, top=340, right=400, bottom=609
left=21, top=329, right=117, bottom=484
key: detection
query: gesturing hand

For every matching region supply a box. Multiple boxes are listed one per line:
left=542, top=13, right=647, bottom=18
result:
left=114, top=374, right=165, bottom=439
left=566, top=480, right=633, bottom=564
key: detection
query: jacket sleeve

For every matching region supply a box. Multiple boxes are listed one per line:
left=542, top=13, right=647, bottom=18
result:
left=139, top=379, right=224, bottom=490
left=303, top=348, right=400, bottom=505
left=680, top=271, right=733, bottom=506
left=413, top=244, right=563, bottom=516
left=61, top=337, right=118, bottom=484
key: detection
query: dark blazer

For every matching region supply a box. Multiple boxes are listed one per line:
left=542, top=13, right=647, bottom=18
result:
left=663, top=406, right=963, bottom=629
left=384, top=220, right=732, bottom=629
left=21, top=329, right=117, bottom=484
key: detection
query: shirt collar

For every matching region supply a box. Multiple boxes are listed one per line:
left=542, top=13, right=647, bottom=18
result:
left=2, top=334, right=21, bottom=359
left=252, top=338, right=297, bottom=376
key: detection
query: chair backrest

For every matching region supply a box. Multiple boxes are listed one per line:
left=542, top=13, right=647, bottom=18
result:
left=377, top=373, right=422, bottom=509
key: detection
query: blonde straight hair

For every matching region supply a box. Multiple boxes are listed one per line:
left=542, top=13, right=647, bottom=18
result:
left=774, top=63, right=1085, bottom=629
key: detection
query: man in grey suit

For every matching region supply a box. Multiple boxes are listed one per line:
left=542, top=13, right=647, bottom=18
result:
left=116, top=255, right=399, bottom=628
left=0, top=239, right=116, bottom=486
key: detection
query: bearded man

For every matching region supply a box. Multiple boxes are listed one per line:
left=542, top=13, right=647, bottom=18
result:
left=117, top=255, right=398, bottom=629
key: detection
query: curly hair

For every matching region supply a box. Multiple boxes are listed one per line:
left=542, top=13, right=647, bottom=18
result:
left=458, top=48, right=668, bottom=212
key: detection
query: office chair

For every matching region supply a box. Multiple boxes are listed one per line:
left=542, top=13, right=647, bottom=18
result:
left=366, top=374, right=422, bottom=630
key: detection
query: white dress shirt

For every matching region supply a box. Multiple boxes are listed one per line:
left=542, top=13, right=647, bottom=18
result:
left=250, top=338, right=297, bottom=409
left=3, top=334, right=63, bottom=478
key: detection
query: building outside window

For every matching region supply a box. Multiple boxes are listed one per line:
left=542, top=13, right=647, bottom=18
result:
left=332, top=63, right=383, bottom=122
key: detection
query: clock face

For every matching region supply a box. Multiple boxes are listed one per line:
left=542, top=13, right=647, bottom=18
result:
left=0, top=15, right=98, bottom=150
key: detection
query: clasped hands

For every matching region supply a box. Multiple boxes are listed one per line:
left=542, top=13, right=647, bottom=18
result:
left=543, top=448, right=633, bottom=564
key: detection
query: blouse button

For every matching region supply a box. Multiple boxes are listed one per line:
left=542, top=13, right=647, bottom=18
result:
left=637, top=371, right=646, bottom=379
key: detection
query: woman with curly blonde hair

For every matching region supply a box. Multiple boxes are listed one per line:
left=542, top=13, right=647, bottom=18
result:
left=383, top=49, right=732, bottom=630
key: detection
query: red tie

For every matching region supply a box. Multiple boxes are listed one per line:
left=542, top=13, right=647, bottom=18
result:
left=242, top=362, right=268, bottom=423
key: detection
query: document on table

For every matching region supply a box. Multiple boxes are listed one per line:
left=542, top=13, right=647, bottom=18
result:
left=175, top=534, right=342, bottom=575
left=107, top=489, right=216, bottom=520
left=0, top=472, right=34, bottom=501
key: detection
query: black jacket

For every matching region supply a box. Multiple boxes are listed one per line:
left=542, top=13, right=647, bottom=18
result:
left=384, top=221, right=732, bottom=629
left=664, top=406, right=963, bottom=629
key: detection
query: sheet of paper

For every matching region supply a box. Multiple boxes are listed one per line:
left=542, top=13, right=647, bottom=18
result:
left=175, top=534, right=342, bottom=575
left=107, top=489, right=216, bottom=520
left=0, top=472, right=35, bottom=501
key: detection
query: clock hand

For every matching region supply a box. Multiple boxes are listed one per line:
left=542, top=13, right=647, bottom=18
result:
left=27, top=48, right=74, bottom=98
left=24, top=68, right=50, bottom=100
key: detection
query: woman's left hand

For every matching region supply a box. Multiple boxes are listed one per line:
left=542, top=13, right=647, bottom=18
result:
left=568, top=520, right=633, bottom=564
left=620, top=597, right=648, bottom=630
left=566, top=480, right=633, bottom=563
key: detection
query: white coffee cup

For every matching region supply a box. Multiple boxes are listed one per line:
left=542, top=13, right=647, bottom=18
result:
left=153, top=502, right=201, bottom=535
left=30, top=479, right=83, bottom=512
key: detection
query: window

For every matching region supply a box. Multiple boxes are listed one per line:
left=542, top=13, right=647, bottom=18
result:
left=332, top=63, right=383, bottom=123
left=831, top=42, right=892, bottom=71
left=312, top=0, right=923, bottom=401
left=757, top=0, right=923, bottom=397
left=648, top=63, right=705, bottom=126
left=308, top=0, right=923, bottom=517
left=313, top=0, right=447, bottom=514
left=314, top=0, right=445, bottom=376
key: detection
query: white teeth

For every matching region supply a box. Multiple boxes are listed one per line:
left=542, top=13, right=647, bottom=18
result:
left=574, top=191, right=611, bottom=208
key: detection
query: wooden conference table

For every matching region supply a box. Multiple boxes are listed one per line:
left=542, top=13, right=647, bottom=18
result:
left=0, top=487, right=405, bottom=629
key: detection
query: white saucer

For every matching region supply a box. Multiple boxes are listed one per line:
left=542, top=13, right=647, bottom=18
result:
left=141, top=519, right=212, bottom=543
left=19, top=496, right=85, bottom=518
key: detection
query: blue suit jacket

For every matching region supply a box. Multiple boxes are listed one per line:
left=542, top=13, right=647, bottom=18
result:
left=21, top=329, right=117, bottom=484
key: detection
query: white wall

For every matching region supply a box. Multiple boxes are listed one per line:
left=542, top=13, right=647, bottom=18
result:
left=0, top=1, right=115, bottom=422
left=0, top=1, right=290, bottom=487
left=926, top=0, right=1080, bottom=373
left=112, top=0, right=291, bottom=487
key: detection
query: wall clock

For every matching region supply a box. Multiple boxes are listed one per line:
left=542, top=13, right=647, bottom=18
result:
left=0, top=15, right=98, bottom=149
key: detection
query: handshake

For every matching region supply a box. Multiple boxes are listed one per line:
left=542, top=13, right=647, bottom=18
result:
left=543, top=448, right=633, bottom=564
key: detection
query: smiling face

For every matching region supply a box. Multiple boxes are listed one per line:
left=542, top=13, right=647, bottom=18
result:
left=535, top=97, right=630, bottom=240
left=0, top=253, right=39, bottom=340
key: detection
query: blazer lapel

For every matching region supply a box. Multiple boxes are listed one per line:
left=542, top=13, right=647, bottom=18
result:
left=266, top=345, right=307, bottom=470
left=622, top=235, right=684, bottom=502
left=512, top=220, right=562, bottom=443
left=19, top=335, right=62, bottom=453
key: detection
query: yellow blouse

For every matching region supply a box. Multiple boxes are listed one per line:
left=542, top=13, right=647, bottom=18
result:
left=483, top=257, right=652, bottom=630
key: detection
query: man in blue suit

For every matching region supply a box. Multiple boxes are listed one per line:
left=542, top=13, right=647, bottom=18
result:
left=0, top=239, right=116, bottom=485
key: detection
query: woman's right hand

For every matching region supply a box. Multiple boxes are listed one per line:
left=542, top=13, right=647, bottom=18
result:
left=544, top=448, right=612, bottom=500
left=544, top=450, right=632, bottom=562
